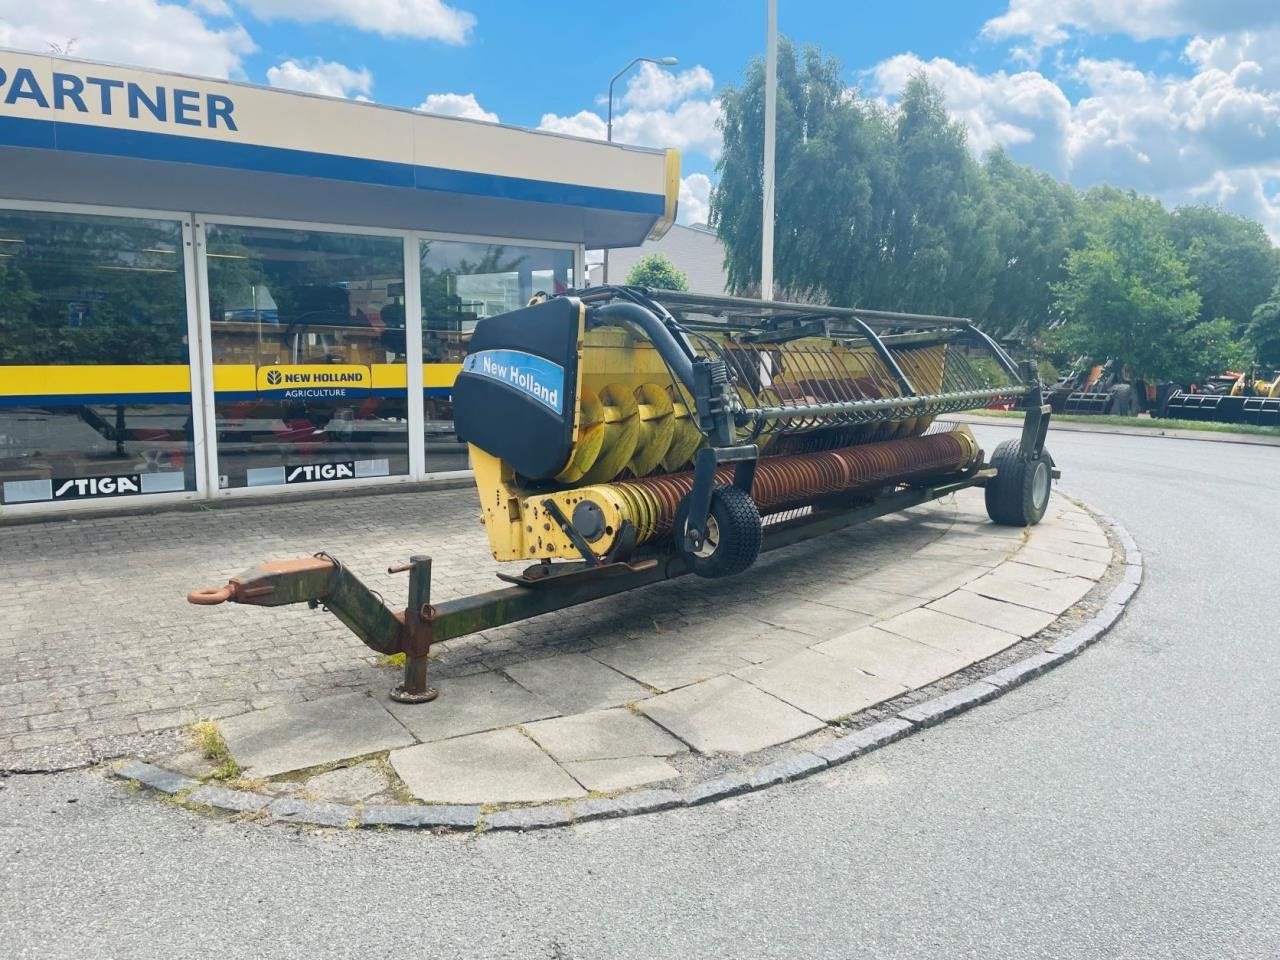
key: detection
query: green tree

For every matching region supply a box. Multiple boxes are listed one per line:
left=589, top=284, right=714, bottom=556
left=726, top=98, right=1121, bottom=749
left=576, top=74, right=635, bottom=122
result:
left=1169, top=206, right=1280, bottom=334
left=982, top=148, right=1079, bottom=339
left=1051, top=194, right=1203, bottom=380
left=1247, top=282, right=1280, bottom=368
left=712, top=39, right=897, bottom=306
left=625, top=252, right=689, bottom=291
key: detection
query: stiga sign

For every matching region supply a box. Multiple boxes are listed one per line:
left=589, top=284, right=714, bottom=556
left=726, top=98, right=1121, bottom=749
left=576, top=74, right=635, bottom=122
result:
left=52, top=474, right=143, bottom=500
left=285, top=462, right=356, bottom=484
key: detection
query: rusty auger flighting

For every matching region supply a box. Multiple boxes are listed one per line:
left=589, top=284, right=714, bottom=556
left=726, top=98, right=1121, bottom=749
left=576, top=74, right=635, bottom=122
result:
left=188, top=287, right=1057, bottom=704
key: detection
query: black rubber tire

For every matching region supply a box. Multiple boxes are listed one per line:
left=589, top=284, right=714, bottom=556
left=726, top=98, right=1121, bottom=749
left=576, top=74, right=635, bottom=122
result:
left=674, top=484, right=763, bottom=579
left=1107, top=383, right=1138, bottom=416
left=985, top=439, right=1053, bottom=527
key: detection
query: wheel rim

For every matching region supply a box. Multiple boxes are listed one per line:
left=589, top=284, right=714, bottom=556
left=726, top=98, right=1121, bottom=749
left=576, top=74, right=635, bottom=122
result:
left=1031, top=461, right=1050, bottom=507
left=692, top=514, right=721, bottom=559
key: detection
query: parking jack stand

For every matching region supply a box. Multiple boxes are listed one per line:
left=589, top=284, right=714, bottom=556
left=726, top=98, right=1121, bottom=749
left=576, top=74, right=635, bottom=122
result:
left=390, top=556, right=439, bottom=704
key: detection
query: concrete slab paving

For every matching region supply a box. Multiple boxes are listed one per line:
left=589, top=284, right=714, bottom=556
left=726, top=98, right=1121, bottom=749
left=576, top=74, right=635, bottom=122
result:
left=218, top=692, right=414, bottom=778
left=926, top=589, right=1057, bottom=638
left=797, top=582, right=922, bottom=618
left=384, top=671, right=558, bottom=742
left=967, top=569, right=1095, bottom=614
left=501, top=653, right=652, bottom=715
left=303, top=763, right=391, bottom=803
left=592, top=634, right=750, bottom=692
left=748, top=598, right=876, bottom=639
left=812, top=625, right=971, bottom=688
left=735, top=649, right=906, bottom=722
left=856, top=559, right=985, bottom=601
left=522, top=707, right=687, bottom=763
left=389, top=728, right=587, bottom=804
left=876, top=607, right=1020, bottom=660
left=699, top=626, right=812, bottom=665
left=1024, top=537, right=1113, bottom=564
left=562, top=756, right=680, bottom=793
left=638, top=675, right=825, bottom=754
left=1015, top=546, right=1109, bottom=580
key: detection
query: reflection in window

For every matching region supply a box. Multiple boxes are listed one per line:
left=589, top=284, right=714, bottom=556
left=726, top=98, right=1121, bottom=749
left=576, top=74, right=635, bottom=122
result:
left=0, top=209, right=195, bottom=505
left=420, top=241, right=574, bottom=472
left=206, top=225, right=409, bottom=489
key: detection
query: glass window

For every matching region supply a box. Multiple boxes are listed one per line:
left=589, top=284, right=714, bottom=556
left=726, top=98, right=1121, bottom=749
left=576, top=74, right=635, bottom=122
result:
left=420, top=240, right=575, bottom=472
left=206, top=224, right=408, bottom=489
left=0, top=209, right=195, bottom=507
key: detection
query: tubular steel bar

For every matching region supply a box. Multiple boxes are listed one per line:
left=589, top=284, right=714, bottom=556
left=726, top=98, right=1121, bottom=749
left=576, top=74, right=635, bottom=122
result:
left=187, top=474, right=990, bottom=701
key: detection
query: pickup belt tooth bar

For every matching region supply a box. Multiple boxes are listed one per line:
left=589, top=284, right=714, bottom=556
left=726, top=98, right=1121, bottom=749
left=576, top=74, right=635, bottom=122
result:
left=592, top=430, right=979, bottom=548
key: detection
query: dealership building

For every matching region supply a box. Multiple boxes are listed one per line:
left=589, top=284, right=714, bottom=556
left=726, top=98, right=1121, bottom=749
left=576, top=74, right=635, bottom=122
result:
left=0, top=50, right=678, bottom=516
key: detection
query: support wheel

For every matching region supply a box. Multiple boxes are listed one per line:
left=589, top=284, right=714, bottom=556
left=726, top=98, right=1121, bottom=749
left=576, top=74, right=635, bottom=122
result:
left=985, top=439, right=1053, bottom=527
left=675, top=485, right=762, bottom=578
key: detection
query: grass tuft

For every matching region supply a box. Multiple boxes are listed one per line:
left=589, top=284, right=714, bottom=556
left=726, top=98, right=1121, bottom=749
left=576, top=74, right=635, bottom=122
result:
left=190, top=720, right=240, bottom=781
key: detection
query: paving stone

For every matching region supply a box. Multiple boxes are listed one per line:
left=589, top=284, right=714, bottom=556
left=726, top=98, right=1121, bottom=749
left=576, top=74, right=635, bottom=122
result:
left=113, top=759, right=197, bottom=795
left=0, top=742, right=93, bottom=773
left=736, top=649, right=906, bottom=722
left=638, top=676, right=825, bottom=755
left=304, top=762, right=390, bottom=803
left=898, top=681, right=1000, bottom=726
left=218, top=692, right=414, bottom=778
left=562, top=756, right=680, bottom=792
left=501, top=654, right=651, bottom=715
left=748, top=598, right=875, bottom=639
left=982, top=652, right=1064, bottom=689
left=484, top=805, right=574, bottom=831
left=876, top=608, right=1020, bottom=661
left=390, top=727, right=586, bottom=804
left=384, top=671, right=557, bottom=743
left=856, top=559, right=985, bottom=600
left=267, top=798, right=356, bottom=827
left=591, top=635, right=750, bottom=693
left=925, top=589, right=1057, bottom=639
left=745, top=751, right=827, bottom=789
left=185, top=785, right=270, bottom=813
left=158, top=749, right=219, bottom=780
left=522, top=707, right=687, bottom=763
left=798, top=582, right=924, bottom=618
left=966, top=570, right=1094, bottom=614
left=361, top=803, right=480, bottom=829
left=1014, top=547, right=1108, bottom=580
left=681, top=773, right=751, bottom=806
left=814, top=718, right=914, bottom=764
left=811, top=626, right=969, bottom=688
left=1022, top=536, right=1112, bottom=564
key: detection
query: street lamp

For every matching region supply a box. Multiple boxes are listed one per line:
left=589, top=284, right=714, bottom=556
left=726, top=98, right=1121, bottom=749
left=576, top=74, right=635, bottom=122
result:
left=603, top=55, right=678, bottom=284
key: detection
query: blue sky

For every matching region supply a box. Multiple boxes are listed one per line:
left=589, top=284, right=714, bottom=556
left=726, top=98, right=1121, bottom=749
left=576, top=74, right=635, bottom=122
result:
left=4, top=0, right=1280, bottom=238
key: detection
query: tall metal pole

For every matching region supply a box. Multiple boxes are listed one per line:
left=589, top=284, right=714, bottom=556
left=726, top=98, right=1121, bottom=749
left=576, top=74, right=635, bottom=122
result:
left=761, top=0, right=778, bottom=301
left=602, top=55, right=678, bottom=286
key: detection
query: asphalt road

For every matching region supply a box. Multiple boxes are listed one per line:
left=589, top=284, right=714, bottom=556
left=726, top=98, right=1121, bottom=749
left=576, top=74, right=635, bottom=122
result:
left=3, top=424, right=1279, bottom=960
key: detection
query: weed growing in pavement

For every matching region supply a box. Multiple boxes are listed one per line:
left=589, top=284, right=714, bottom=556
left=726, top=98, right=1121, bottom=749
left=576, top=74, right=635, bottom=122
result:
left=190, top=720, right=240, bottom=781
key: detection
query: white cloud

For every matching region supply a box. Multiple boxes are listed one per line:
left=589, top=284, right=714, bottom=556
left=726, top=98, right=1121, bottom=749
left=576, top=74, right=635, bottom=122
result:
left=984, top=0, right=1280, bottom=51
left=236, top=0, right=475, bottom=42
left=266, top=58, right=372, bottom=99
left=621, top=62, right=714, bottom=110
left=417, top=92, right=498, bottom=122
left=539, top=63, right=722, bottom=158
left=0, top=0, right=255, bottom=78
left=678, top=173, right=712, bottom=225
left=869, top=45, right=1280, bottom=240
left=873, top=53, right=1072, bottom=177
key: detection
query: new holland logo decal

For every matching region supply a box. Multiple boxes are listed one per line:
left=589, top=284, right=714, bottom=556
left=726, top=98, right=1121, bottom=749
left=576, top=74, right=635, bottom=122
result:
left=257, top=364, right=370, bottom=399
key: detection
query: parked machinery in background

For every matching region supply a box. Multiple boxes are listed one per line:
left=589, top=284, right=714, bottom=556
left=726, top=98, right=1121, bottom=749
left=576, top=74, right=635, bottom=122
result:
left=1044, top=357, right=1143, bottom=416
left=1161, top=368, right=1280, bottom=426
left=187, top=287, right=1057, bottom=705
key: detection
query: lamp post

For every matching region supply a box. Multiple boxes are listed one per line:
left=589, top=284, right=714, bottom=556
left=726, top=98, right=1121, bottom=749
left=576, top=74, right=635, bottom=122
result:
left=602, top=54, right=678, bottom=284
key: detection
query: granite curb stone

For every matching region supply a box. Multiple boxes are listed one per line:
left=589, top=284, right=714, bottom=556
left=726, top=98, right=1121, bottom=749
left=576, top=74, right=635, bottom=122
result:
left=267, top=798, right=356, bottom=828
left=185, top=785, right=271, bottom=813
left=813, top=718, right=914, bottom=764
left=361, top=804, right=480, bottom=830
left=483, top=805, right=574, bottom=832
left=746, top=752, right=828, bottom=789
left=898, top=680, right=1001, bottom=726
left=113, top=760, right=197, bottom=795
